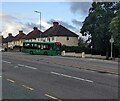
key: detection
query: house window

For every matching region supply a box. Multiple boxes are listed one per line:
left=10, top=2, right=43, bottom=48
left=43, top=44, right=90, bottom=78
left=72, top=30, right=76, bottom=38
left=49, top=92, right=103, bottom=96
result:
left=52, top=37, right=54, bottom=41
left=21, top=40, right=22, bottom=43
left=41, top=38, right=42, bottom=41
left=67, top=36, right=69, bottom=40
left=47, top=37, right=50, bottom=42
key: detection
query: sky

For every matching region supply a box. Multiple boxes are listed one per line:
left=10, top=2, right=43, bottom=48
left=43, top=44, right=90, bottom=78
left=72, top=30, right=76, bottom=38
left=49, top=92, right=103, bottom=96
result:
left=0, top=1, right=92, bottom=40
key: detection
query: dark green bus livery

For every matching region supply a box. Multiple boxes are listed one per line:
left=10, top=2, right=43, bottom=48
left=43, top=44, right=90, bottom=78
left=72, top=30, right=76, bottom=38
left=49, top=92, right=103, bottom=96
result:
left=22, top=41, right=61, bottom=56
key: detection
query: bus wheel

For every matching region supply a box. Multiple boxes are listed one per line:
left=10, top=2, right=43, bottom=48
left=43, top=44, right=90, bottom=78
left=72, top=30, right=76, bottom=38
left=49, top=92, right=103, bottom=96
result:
left=30, top=51, right=33, bottom=55
left=44, top=51, right=48, bottom=55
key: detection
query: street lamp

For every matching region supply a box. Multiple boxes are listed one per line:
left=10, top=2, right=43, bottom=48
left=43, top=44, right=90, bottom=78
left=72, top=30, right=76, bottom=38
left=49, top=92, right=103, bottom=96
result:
left=34, top=11, right=41, bottom=41
left=109, top=36, right=114, bottom=60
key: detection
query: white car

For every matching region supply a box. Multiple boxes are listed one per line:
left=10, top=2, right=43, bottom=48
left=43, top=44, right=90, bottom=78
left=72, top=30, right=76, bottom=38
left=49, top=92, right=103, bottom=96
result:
left=0, top=48, right=4, bottom=52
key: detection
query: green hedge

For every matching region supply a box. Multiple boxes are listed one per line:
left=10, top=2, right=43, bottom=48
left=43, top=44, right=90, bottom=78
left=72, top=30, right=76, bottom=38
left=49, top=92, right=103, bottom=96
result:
left=61, top=46, right=100, bottom=55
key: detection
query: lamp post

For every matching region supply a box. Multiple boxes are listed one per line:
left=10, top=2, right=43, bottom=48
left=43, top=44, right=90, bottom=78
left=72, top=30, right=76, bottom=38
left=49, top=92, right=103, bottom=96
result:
left=34, top=11, right=41, bottom=41
left=109, top=36, right=114, bottom=60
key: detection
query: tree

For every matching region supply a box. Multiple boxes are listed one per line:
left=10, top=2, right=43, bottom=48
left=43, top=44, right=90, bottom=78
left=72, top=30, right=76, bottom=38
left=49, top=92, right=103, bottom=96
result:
left=109, top=10, right=120, bottom=47
left=78, top=37, right=86, bottom=46
left=80, top=2, right=118, bottom=58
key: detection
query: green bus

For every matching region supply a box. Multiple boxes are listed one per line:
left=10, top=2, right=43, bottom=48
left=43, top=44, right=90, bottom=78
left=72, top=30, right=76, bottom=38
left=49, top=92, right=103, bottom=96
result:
left=22, top=41, right=61, bottom=55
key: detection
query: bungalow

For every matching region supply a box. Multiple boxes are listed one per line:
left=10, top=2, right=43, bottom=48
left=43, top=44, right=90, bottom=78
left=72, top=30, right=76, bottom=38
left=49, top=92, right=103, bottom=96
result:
left=25, top=27, right=43, bottom=42
left=42, top=22, right=79, bottom=46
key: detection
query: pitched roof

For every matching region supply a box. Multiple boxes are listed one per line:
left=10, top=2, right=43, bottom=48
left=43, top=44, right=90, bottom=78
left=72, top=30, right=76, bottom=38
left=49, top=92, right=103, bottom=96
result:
left=25, top=27, right=43, bottom=40
left=3, top=33, right=14, bottom=43
left=13, top=31, right=26, bottom=41
left=42, top=23, right=79, bottom=37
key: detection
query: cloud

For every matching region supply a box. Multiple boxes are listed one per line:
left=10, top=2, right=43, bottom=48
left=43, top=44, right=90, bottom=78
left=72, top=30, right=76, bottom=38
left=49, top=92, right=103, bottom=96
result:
left=41, top=20, right=52, bottom=31
left=69, top=2, right=92, bottom=16
left=0, top=12, right=51, bottom=38
left=72, top=19, right=83, bottom=27
left=0, top=12, right=87, bottom=40
left=0, top=13, right=31, bottom=37
left=47, top=19, right=77, bottom=32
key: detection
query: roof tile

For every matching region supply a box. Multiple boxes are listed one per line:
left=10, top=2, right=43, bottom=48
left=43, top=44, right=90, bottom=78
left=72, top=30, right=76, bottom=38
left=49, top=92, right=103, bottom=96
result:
left=42, top=24, right=78, bottom=37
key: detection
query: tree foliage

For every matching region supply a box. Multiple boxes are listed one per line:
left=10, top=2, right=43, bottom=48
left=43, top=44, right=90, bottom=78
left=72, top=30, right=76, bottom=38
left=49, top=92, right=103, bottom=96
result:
left=80, top=2, right=118, bottom=56
left=78, top=37, right=87, bottom=47
left=109, top=3, right=120, bottom=47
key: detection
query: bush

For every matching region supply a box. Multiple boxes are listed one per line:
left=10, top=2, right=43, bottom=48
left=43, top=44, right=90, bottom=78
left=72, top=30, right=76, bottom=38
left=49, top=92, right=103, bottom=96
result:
left=61, top=45, right=102, bottom=55
left=61, top=46, right=89, bottom=54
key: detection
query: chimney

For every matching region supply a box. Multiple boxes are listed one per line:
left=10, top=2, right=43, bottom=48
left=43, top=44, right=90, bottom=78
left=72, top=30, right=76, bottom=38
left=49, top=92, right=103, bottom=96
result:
left=33, top=27, right=38, bottom=30
left=53, top=22, right=59, bottom=27
left=8, top=33, right=12, bottom=36
left=19, top=30, right=23, bottom=34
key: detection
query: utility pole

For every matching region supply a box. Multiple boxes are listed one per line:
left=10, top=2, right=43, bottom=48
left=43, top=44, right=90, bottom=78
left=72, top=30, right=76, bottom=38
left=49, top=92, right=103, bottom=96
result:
left=34, top=11, right=41, bottom=41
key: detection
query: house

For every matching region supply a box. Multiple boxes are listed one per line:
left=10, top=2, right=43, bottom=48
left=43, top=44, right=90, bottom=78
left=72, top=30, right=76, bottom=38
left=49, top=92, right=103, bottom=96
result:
left=12, top=30, right=26, bottom=47
left=2, top=33, right=14, bottom=50
left=25, top=27, right=43, bottom=42
left=0, top=35, right=4, bottom=45
left=12, top=30, right=26, bottom=51
left=42, top=22, right=79, bottom=46
left=0, top=35, right=4, bottom=49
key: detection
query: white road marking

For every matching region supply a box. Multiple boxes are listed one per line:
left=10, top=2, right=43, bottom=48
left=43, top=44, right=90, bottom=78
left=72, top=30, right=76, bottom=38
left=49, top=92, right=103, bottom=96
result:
left=82, top=69, right=95, bottom=72
left=114, top=74, right=118, bottom=76
left=22, top=85, right=34, bottom=90
left=2, top=60, right=11, bottom=64
left=45, top=94, right=58, bottom=100
left=24, top=65, right=37, bottom=70
left=18, top=64, right=24, bottom=67
left=107, top=74, right=112, bottom=76
left=51, top=72, right=94, bottom=83
left=7, top=79, right=15, bottom=83
left=14, top=66, right=18, bottom=68
left=89, top=70, right=95, bottom=72
left=107, top=74, right=118, bottom=76
left=0, top=76, right=2, bottom=78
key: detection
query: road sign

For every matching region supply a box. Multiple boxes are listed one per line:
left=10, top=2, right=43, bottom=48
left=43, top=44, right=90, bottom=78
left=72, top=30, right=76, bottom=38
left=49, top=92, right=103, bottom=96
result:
left=109, top=37, right=114, bottom=43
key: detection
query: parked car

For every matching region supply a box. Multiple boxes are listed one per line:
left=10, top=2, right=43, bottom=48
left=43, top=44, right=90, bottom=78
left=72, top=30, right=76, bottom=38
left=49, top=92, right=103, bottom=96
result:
left=0, top=48, right=5, bottom=52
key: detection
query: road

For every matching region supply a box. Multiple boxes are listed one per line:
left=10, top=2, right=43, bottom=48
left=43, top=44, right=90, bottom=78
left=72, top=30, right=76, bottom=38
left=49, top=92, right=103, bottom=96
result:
left=2, top=52, right=119, bottom=100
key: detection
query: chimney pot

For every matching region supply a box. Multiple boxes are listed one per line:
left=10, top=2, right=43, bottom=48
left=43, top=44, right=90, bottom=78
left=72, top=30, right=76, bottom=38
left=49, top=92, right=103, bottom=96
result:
left=33, top=27, right=38, bottom=30
left=19, top=30, right=23, bottom=33
left=53, top=22, right=59, bottom=26
left=8, top=33, right=12, bottom=36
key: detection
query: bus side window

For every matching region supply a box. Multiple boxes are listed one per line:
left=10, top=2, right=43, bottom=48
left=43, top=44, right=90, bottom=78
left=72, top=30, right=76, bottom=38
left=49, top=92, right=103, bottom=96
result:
left=49, top=45, right=53, bottom=50
left=41, top=44, right=43, bottom=49
left=29, top=43, right=32, bottom=49
left=41, top=44, right=48, bottom=50
left=33, top=44, right=38, bottom=49
left=31, top=44, right=34, bottom=48
left=38, top=44, right=41, bottom=49
left=24, top=43, right=30, bottom=48
left=43, top=45, right=46, bottom=50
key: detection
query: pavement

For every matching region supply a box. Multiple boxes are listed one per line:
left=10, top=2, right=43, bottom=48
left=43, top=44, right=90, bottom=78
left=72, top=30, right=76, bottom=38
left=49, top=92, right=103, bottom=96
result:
left=1, top=52, right=119, bottom=100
